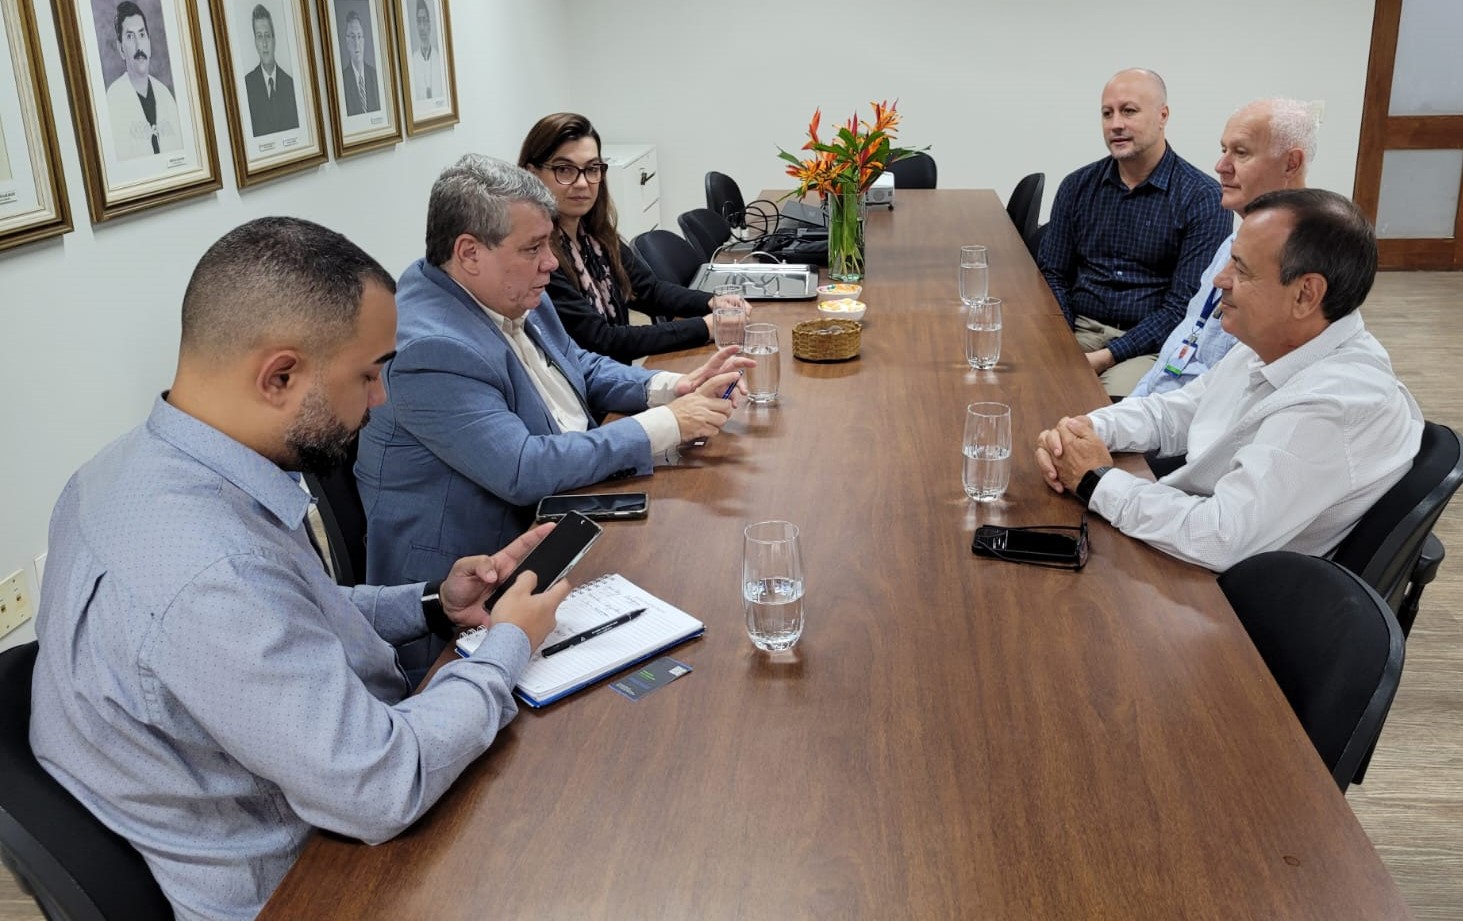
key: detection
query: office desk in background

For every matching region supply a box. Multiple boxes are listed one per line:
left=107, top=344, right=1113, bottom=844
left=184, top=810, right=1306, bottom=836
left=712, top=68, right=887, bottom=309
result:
left=260, top=191, right=1408, bottom=919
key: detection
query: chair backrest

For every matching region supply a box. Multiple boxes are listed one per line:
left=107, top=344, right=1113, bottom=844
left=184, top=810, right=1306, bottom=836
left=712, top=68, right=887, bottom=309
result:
left=0, top=643, right=175, bottom=920
left=1219, top=552, right=1405, bottom=790
left=705, top=171, right=746, bottom=227
left=1006, top=172, right=1045, bottom=255
left=885, top=152, right=938, bottom=189
left=1330, top=421, right=1463, bottom=613
left=302, top=436, right=367, bottom=587
left=677, top=208, right=733, bottom=261
left=632, top=229, right=703, bottom=286
left=1030, top=222, right=1048, bottom=257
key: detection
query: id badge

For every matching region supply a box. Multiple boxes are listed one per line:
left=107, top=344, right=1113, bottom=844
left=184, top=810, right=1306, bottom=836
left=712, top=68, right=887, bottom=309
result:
left=1163, top=343, right=1196, bottom=377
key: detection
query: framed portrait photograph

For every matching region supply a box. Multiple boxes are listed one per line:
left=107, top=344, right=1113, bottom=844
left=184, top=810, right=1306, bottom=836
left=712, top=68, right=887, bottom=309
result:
left=0, top=0, right=72, bottom=252
left=391, top=0, right=456, bottom=136
left=316, top=0, right=400, bottom=157
left=52, top=0, right=221, bottom=222
left=207, top=0, right=328, bottom=188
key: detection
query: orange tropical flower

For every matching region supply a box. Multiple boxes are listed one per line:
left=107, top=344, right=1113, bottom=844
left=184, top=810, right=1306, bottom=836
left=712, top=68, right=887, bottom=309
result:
left=776, top=99, right=924, bottom=200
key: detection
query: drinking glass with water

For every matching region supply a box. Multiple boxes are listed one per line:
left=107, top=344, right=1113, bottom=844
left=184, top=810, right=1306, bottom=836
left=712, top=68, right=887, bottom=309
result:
left=963, top=402, right=1012, bottom=501
left=743, top=323, right=780, bottom=403
left=964, top=297, right=1002, bottom=370
left=959, top=245, right=989, bottom=306
left=713, top=305, right=747, bottom=349
left=743, top=520, right=804, bottom=652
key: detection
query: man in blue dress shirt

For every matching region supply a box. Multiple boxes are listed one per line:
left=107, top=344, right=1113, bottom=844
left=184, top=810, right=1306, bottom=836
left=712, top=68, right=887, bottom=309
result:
left=1039, top=68, right=1232, bottom=397
left=29, top=217, right=568, bottom=921
left=1130, top=97, right=1315, bottom=399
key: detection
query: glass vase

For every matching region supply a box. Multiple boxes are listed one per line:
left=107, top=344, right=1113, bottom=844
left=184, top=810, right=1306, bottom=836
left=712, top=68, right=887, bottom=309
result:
left=826, top=187, right=866, bottom=282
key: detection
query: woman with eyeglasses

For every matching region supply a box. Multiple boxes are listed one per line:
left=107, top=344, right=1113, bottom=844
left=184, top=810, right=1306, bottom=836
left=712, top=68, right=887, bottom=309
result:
left=518, top=112, right=750, bottom=363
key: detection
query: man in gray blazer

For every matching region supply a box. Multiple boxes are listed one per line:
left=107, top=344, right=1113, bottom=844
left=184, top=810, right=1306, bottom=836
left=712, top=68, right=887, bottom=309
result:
left=356, top=155, right=749, bottom=590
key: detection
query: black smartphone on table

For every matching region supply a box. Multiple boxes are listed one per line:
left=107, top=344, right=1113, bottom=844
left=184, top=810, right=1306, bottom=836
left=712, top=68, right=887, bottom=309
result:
left=482, top=511, right=602, bottom=611
left=972, top=521, right=1089, bottom=570
left=534, top=492, right=649, bottom=522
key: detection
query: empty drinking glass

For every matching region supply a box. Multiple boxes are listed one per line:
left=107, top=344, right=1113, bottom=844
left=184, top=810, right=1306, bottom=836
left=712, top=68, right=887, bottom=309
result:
left=743, top=520, right=804, bottom=652
left=743, top=323, right=780, bottom=403
left=959, top=245, right=989, bottom=306
left=963, top=402, right=1012, bottom=501
left=713, top=305, right=747, bottom=349
left=963, top=298, right=1002, bottom=370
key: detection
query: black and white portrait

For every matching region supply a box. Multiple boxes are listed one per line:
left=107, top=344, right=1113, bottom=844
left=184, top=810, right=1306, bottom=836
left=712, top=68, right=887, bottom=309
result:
left=407, top=0, right=441, bottom=102
left=336, top=0, right=379, bottom=115
left=242, top=2, right=298, bottom=136
left=91, top=0, right=183, bottom=160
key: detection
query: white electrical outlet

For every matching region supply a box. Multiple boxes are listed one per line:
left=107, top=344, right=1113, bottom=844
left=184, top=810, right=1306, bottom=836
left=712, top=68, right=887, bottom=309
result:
left=0, top=568, right=35, bottom=638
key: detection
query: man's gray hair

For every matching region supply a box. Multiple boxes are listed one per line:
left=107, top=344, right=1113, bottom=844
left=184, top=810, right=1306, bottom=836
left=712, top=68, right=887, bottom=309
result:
left=425, top=154, right=557, bottom=266
left=1258, top=97, right=1320, bottom=164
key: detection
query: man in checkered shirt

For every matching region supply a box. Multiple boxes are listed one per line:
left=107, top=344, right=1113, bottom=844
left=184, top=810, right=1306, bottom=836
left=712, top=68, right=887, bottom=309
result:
left=1039, top=68, right=1231, bottom=397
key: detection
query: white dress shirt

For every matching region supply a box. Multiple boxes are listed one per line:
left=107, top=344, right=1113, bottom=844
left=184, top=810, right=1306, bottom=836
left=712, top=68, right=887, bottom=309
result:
left=1087, top=311, right=1423, bottom=571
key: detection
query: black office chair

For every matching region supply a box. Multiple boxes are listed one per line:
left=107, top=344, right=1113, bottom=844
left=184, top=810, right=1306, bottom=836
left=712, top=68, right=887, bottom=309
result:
left=677, top=209, right=734, bottom=261
left=632, top=229, right=702, bottom=287
left=302, top=435, right=367, bottom=587
left=884, top=152, right=937, bottom=189
left=1218, top=552, right=1405, bottom=791
left=1330, top=420, right=1463, bottom=629
left=705, top=171, right=747, bottom=228
left=1030, top=222, right=1048, bottom=257
left=1006, top=172, right=1045, bottom=256
left=0, top=643, right=175, bottom=920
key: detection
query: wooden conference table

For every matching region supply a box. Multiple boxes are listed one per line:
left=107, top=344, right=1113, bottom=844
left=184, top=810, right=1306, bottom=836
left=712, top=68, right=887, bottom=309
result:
left=262, top=191, right=1407, bottom=919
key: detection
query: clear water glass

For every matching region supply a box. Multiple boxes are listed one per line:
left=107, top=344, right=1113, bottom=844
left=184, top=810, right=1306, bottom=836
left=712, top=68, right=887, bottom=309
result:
left=743, top=323, right=780, bottom=403
left=959, top=245, right=989, bottom=306
left=713, top=305, right=747, bottom=349
left=743, top=520, right=804, bottom=651
left=963, top=402, right=1012, bottom=501
left=964, top=298, right=1002, bottom=370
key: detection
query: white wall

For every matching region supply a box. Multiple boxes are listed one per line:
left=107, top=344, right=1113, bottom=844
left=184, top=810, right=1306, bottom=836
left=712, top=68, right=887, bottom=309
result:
left=565, top=0, right=1375, bottom=230
left=0, top=0, right=1381, bottom=648
left=0, top=0, right=570, bottom=646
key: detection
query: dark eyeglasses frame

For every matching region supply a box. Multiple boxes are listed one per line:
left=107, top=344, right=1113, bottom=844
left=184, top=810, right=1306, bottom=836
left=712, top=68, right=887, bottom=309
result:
left=973, top=517, right=1090, bottom=571
left=543, top=162, right=608, bottom=186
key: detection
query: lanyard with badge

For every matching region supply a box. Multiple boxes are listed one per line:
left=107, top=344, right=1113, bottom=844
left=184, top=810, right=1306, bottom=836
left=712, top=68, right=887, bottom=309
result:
left=1162, top=287, right=1221, bottom=377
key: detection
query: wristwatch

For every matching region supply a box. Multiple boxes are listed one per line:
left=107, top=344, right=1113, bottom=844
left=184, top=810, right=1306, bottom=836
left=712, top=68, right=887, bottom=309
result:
left=1075, top=466, right=1112, bottom=509
left=422, top=581, right=454, bottom=640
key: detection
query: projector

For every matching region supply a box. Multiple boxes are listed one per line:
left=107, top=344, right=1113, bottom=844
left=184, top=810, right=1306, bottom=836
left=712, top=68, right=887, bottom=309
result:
left=866, top=171, right=895, bottom=207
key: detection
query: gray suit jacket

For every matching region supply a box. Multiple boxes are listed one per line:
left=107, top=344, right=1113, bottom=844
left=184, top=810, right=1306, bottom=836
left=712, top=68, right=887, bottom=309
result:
left=355, top=259, right=658, bottom=586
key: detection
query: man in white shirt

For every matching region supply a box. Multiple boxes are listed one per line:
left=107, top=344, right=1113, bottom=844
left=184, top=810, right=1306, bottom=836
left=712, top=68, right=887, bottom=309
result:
left=104, top=1, right=183, bottom=160
left=409, top=0, right=443, bottom=101
left=1130, top=97, right=1315, bottom=399
left=1035, top=188, right=1423, bottom=572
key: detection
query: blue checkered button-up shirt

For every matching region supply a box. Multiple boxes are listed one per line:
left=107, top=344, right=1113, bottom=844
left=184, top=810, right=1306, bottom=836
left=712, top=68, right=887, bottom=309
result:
left=1039, top=144, right=1231, bottom=362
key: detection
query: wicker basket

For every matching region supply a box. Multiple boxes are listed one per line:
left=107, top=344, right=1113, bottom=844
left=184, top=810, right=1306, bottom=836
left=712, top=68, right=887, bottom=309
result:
left=792, top=318, right=862, bottom=362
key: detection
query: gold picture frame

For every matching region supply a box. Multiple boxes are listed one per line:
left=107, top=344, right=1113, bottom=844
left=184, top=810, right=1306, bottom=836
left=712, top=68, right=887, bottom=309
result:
left=316, top=0, right=401, bottom=157
left=207, top=0, right=329, bottom=188
left=52, top=0, right=221, bottom=222
left=0, top=0, right=72, bottom=251
left=391, top=0, right=456, bottom=136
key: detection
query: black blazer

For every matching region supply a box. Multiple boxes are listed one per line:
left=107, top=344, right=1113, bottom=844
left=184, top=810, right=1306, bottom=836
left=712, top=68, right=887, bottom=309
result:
left=244, top=64, right=299, bottom=136
left=546, top=240, right=712, bottom=363
left=341, top=63, right=380, bottom=115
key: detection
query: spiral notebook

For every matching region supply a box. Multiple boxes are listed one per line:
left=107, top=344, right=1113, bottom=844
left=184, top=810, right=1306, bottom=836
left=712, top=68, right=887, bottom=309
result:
left=455, top=574, right=705, bottom=708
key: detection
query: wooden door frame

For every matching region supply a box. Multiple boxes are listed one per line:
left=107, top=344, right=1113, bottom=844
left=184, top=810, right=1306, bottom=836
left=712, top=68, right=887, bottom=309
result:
left=1353, top=0, right=1463, bottom=269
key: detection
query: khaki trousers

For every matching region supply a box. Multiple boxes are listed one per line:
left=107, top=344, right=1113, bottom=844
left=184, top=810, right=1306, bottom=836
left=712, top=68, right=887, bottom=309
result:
left=1074, top=315, right=1157, bottom=398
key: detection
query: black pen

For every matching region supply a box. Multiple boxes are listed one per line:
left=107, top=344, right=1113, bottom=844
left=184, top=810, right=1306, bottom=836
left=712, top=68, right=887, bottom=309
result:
left=540, top=608, right=645, bottom=657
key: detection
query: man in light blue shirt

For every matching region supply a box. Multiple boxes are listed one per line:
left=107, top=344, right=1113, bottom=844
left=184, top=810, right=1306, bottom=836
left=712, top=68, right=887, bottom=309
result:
left=1131, top=98, right=1315, bottom=398
left=29, top=217, right=568, bottom=921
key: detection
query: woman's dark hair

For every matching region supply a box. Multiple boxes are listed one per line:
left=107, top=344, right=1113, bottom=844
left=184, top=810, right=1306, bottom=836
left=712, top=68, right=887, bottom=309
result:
left=517, top=113, right=632, bottom=297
